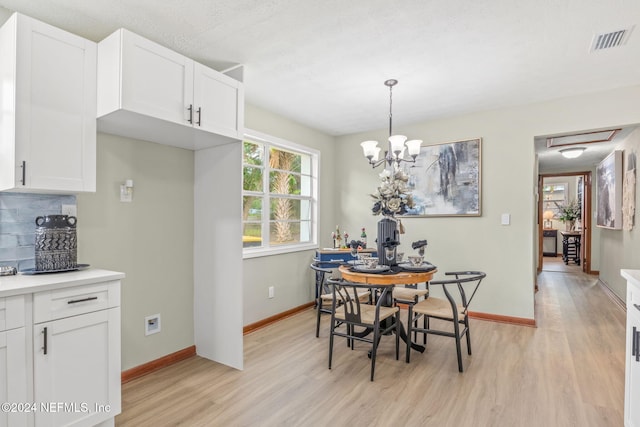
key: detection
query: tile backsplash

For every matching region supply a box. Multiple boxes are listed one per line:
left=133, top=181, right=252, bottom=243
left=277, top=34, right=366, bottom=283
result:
left=0, top=193, right=76, bottom=271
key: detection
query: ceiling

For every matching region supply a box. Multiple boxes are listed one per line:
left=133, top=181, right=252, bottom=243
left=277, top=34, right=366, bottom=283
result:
left=1, top=0, right=639, bottom=168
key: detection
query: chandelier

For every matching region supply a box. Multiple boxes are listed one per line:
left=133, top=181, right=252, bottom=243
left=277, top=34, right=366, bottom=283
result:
left=360, top=79, right=422, bottom=169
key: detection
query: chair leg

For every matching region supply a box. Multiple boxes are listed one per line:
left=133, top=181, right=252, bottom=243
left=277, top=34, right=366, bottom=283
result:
left=465, top=318, right=472, bottom=355
left=315, top=299, right=322, bottom=338
left=328, top=319, right=335, bottom=370
left=453, top=321, right=463, bottom=372
left=423, top=316, right=427, bottom=344
left=395, top=311, right=400, bottom=360
left=406, top=307, right=414, bottom=363
left=425, top=316, right=430, bottom=347
left=370, top=325, right=380, bottom=381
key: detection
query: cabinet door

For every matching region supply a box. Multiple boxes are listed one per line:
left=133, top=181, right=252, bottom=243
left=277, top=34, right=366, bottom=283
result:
left=121, top=29, right=194, bottom=126
left=0, top=328, right=28, bottom=427
left=15, top=14, right=97, bottom=192
left=628, top=309, right=640, bottom=427
left=34, top=308, right=121, bottom=427
left=193, top=62, right=243, bottom=138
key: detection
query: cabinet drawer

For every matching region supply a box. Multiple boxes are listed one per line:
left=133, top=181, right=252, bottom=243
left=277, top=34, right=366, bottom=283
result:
left=0, top=295, right=26, bottom=331
left=543, top=229, right=557, bottom=237
left=33, top=280, right=120, bottom=323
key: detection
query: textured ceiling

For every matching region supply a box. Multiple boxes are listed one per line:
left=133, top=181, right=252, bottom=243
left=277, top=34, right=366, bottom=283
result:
left=1, top=0, right=639, bottom=165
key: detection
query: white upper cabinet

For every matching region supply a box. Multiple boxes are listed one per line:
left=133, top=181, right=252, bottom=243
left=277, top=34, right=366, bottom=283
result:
left=97, top=29, right=244, bottom=150
left=0, top=13, right=97, bottom=193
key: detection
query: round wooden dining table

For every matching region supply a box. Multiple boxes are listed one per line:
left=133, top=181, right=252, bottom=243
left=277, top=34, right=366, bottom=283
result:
left=338, top=264, right=437, bottom=353
left=338, top=264, right=436, bottom=286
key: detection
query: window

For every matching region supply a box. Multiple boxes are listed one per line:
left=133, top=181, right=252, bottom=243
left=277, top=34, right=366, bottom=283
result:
left=242, top=130, right=318, bottom=257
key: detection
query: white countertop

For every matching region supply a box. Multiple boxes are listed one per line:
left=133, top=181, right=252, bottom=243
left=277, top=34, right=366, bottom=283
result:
left=621, top=269, right=640, bottom=288
left=0, top=268, right=125, bottom=297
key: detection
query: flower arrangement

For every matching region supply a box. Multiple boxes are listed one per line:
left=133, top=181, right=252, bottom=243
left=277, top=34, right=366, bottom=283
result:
left=554, top=199, right=581, bottom=223
left=371, top=169, right=414, bottom=217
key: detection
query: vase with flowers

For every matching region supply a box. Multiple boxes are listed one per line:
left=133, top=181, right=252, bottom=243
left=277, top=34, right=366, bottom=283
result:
left=370, top=168, right=414, bottom=217
left=369, top=168, right=414, bottom=265
left=554, top=199, right=581, bottom=231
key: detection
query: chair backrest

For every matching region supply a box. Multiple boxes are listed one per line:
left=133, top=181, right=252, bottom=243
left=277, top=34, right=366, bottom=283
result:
left=327, top=278, right=389, bottom=325
left=310, top=263, right=334, bottom=296
left=429, top=271, right=486, bottom=315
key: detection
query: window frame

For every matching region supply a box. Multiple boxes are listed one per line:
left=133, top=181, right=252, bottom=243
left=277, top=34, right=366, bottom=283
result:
left=242, top=129, right=319, bottom=259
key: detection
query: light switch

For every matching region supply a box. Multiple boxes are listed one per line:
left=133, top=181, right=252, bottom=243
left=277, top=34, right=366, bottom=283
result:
left=501, top=213, right=511, bottom=225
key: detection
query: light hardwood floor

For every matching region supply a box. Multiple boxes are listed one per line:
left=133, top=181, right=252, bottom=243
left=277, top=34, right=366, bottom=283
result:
left=116, top=269, right=626, bottom=426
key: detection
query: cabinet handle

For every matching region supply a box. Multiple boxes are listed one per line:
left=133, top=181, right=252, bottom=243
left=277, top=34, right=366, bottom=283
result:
left=636, top=328, right=640, bottom=362
left=21, top=161, right=26, bottom=185
left=634, top=327, right=638, bottom=357
left=67, top=296, right=98, bottom=305
left=187, top=104, right=193, bottom=124
left=43, top=327, right=48, bottom=355
left=196, top=107, right=202, bottom=126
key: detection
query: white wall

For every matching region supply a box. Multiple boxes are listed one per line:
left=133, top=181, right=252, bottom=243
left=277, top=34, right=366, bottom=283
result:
left=77, top=133, right=194, bottom=370
left=334, top=85, right=640, bottom=321
left=598, top=128, right=640, bottom=298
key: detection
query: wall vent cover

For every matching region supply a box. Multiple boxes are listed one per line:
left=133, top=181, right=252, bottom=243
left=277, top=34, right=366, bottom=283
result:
left=590, top=26, right=634, bottom=51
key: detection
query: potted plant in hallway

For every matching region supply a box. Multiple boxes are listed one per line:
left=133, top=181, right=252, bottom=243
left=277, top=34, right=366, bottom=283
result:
left=555, top=199, right=581, bottom=231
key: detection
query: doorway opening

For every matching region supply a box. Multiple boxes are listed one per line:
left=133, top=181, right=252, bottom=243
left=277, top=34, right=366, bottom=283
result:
left=538, top=172, right=592, bottom=274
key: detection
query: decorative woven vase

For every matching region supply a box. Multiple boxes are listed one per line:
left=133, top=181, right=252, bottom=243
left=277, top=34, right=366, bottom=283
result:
left=35, top=215, right=77, bottom=271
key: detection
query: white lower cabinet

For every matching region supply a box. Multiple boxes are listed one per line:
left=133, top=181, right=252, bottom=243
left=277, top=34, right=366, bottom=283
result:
left=627, top=300, right=640, bottom=427
left=0, top=294, right=28, bottom=427
left=622, top=269, right=640, bottom=427
left=0, top=270, right=123, bottom=427
left=0, top=328, right=28, bottom=427
left=33, top=308, right=121, bottom=427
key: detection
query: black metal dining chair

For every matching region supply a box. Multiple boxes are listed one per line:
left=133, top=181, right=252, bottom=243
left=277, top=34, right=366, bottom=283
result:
left=405, top=271, right=486, bottom=372
left=327, top=278, right=400, bottom=381
left=310, top=263, right=369, bottom=337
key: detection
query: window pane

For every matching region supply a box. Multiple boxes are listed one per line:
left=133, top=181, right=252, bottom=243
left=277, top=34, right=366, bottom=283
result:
left=270, top=198, right=307, bottom=221
left=270, top=221, right=300, bottom=245
left=243, top=223, right=262, bottom=248
left=269, top=170, right=301, bottom=195
left=270, top=148, right=301, bottom=173
left=299, top=174, right=311, bottom=197
left=243, top=166, right=263, bottom=191
left=243, top=196, right=262, bottom=221
left=300, top=153, right=311, bottom=175
left=299, top=220, right=312, bottom=243
left=243, top=141, right=263, bottom=166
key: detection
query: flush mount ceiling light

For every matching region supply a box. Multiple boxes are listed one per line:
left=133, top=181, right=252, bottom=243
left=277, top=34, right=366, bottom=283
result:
left=360, top=79, right=423, bottom=169
left=559, top=147, right=586, bottom=159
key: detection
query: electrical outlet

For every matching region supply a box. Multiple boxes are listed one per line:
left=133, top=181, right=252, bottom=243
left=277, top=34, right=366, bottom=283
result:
left=268, top=286, right=275, bottom=299
left=145, top=314, right=161, bottom=336
left=61, top=204, right=77, bottom=217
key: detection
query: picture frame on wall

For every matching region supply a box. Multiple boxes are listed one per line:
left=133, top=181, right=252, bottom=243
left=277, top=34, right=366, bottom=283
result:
left=402, top=138, right=481, bottom=217
left=596, top=149, right=623, bottom=229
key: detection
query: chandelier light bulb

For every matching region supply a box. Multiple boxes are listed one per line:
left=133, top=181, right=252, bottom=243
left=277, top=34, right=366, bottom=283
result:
left=405, top=139, right=423, bottom=156
left=360, top=140, right=379, bottom=158
left=388, top=135, right=407, bottom=155
left=372, top=147, right=382, bottom=162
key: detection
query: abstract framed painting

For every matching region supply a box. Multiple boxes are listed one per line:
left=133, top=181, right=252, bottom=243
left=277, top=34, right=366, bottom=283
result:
left=596, top=149, right=623, bottom=229
left=402, top=138, right=481, bottom=217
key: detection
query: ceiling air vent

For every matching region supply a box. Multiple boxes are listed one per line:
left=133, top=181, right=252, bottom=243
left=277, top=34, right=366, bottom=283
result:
left=590, top=26, right=634, bottom=52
